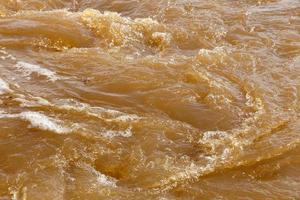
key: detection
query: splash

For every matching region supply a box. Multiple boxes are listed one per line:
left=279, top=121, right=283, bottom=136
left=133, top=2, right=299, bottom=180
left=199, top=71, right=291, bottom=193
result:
left=15, top=61, right=59, bottom=81
left=19, top=112, right=71, bottom=134
left=0, top=111, right=71, bottom=134
left=80, top=8, right=171, bottom=49
left=0, top=78, right=11, bottom=94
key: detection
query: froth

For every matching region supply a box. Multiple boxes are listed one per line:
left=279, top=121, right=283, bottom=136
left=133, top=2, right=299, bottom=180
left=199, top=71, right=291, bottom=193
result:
left=19, top=112, right=70, bottom=134
left=15, top=61, right=59, bottom=81
left=0, top=78, right=11, bottom=94
left=56, top=98, right=140, bottom=123
left=78, top=163, right=117, bottom=187
left=101, top=127, right=133, bottom=139
left=80, top=9, right=171, bottom=49
left=0, top=111, right=71, bottom=134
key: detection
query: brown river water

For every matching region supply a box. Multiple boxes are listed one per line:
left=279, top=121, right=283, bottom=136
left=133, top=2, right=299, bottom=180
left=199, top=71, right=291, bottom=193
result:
left=0, top=0, right=299, bottom=199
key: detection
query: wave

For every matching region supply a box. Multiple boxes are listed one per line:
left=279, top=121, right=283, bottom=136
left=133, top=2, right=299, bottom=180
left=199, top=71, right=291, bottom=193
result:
left=0, top=111, right=71, bottom=134
left=15, top=61, right=59, bottom=81
left=80, top=8, right=171, bottom=50
left=0, top=78, right=11, bottom=94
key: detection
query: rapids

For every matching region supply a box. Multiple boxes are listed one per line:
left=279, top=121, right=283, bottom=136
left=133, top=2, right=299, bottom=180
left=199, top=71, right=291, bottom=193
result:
left=0, top=0, right=299, bottom=199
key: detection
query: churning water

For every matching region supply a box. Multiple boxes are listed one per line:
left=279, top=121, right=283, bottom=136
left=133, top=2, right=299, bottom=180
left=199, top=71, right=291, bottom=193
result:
left=0, top=0, right=299, bottom=199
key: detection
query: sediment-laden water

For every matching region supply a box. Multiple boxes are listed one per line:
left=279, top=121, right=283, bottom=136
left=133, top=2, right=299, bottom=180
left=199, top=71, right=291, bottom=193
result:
left=0, top=0, right=299, bottom=199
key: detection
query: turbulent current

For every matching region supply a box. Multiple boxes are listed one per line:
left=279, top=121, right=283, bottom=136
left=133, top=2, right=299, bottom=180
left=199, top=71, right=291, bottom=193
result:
left=0, top=0, right=299, bottom=199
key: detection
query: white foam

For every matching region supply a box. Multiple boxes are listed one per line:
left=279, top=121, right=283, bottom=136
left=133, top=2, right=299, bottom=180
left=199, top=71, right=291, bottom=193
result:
left=56, top=98, right=140, bottom=122
left=0, top=78, right=12, bottom=94
left=197, top=46, right=229, bottom=64
left=14, top=95, right=51, bottom=108
left=0, top=111, right=71, bottom=134
left=101, top=127, right=133, bottom=139
left=151, top=32, right=172, bottom=45
left=19, top=112, right=70, bottom=134
left=96, top=171, right=117, bottom=187
left=202, top=130, right=230, bottom=141
left=78, top=163, right=117, bottom=187
left=15, top=61, right=59, bottom=81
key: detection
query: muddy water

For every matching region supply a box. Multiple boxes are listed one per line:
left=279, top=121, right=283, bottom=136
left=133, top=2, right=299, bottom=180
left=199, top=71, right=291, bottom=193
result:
left=0, top=0, right=299, bottom=199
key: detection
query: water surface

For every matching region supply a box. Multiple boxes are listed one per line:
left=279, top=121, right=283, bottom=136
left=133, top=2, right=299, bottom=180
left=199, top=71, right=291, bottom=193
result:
left=0, top=0, right=299, bottom=199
